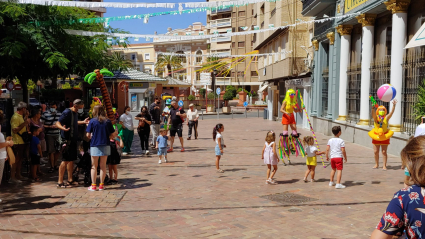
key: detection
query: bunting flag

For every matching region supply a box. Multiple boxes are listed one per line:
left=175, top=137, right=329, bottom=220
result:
left=64, top=12, right=360, bottom=40
left=155, top=51, right=292, bottom=58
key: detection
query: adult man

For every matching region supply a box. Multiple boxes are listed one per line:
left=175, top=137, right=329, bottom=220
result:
left=149, top=96, right=162, bottom=148
left=168, top=100, right=186, bottom=152
left=186, top=104, right=199, bottom=140
left=414, top=116, right=425, bottom=137
left=56, top=99, right=89, bottom=188
left=11, top=102, right=29, bottom=182
left=41, top=102, right=62, bottom=173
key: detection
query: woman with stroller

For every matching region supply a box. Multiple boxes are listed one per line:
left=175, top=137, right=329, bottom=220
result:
left=86, top=105, right=115, bottom=191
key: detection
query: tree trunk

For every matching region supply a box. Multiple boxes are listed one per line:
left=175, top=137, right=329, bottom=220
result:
left=22, top=78, right=29, bottom=104
left=97, top=76, right=115, bottom=121
left=167, top=64, right=172, bottom=78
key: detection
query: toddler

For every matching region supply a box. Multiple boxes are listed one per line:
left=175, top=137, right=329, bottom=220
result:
left=326, top=126, right=347, bottom=189
left=213, top=124, right=226, bottom=173
left=303, top=136, right=325, bottom=182
left=107, top=130, right=124, bottom=184
left=29, top=126, right=43, bottom=182
left=261, top=131, right=278, bottom=185
left=156, top=129, right=169, bottom=164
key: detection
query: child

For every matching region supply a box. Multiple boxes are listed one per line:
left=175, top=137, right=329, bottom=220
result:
left=401, top=135, right=414, bottom=188
left=213, top=124, right=226, bottom=173
left=29, top=126, right=43, bottom=182
left=261, top=131, right=278, bottom=185
left=156, top=129, right=168, bottom=164
left=326, top=126, right=347, bottom=189
left=303, top=136, right=325, bottom=182
left=107, top=130, right=124, bottom=184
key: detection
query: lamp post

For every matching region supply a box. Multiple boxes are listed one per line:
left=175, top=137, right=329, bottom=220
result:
left=212, top=68, right=218, bottom=112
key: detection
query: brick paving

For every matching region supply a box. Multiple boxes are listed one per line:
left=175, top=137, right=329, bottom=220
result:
left=0, top=118, right=406, bottom=238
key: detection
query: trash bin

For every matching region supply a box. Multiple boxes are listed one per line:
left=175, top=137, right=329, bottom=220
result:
left=263, top=108, right=268, bottom=119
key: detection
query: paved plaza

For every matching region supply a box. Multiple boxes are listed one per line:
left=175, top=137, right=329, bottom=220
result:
left=0, top=118, right=405, bottom=238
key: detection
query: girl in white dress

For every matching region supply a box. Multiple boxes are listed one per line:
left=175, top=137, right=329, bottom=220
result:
left=261, top=131, right=279, bottom=185
left=0, top=110, right=14, bottom=212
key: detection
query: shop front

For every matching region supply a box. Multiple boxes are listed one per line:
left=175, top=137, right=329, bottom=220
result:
left=127, top=82, right=156, bottom=112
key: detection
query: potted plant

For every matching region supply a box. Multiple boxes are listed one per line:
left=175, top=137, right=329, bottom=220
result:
left=207, top=92, right=215, bottom=112
left=222, top=91, right=233, bottom=113
left=195, top=103, right=202, bottom=111
left=199, top=88, right=206, bottom=99
left=238, top=89, right=247, bottom=105
left=187, top=94, right=196, bottom=103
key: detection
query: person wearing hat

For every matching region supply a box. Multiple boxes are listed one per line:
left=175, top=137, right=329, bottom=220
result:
left=186, top=104, right=199, bottom=140
left=55, top=99, right=90, bottom=188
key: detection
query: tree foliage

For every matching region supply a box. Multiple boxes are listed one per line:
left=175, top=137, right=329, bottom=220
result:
left=414, top=79, right=425, bottom=121
left=155, top=54, right=182, bottom=78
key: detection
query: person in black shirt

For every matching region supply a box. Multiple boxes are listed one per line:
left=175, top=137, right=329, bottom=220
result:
left=149, top=96, right=162, bottom=148
left=135, top=106, right=152, bottom=155
left=168, top=100, right=186, bottom=152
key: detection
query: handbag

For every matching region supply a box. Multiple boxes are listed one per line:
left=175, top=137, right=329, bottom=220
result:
left=17, top=131, right=31, bottom=143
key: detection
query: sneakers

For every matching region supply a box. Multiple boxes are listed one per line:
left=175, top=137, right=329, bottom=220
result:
left=181, top=148, right=185, bottom=152
left=99, top=184, right=105, bottom=191
left=158, top=159, right=162, bottom=164
left=145, top=150, right=149, bottom=155
left=88, top=185, right=97, bottom=191
left=335, top=184, right=346, bottom=189
left=329, top=181, right=336, bottom=187
left=311, top=179, right=316, bottom=183
left=164, top=158, right=168, bottom=163
left=141, top=150, right=145, bottom=155
left=122, top=152, right=128, bottom=156
left=167, top=148, right=173, bottom=153
left=303, top=178, right=308, bottom=182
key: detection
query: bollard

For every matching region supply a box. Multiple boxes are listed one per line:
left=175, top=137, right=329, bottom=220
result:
left=258, top=109, right=259, bottom=117
left=232, top=110, right=233, bottom=119
left=245, top=108, right=247, bottom=118
left=202, top=110, right=204, bottom=120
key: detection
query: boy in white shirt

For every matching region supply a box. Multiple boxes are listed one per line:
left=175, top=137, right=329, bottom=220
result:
left=326, top=126, right=347, bottom=189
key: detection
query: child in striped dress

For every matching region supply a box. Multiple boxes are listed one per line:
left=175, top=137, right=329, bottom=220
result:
left=261, top=131, right=279, bottom=185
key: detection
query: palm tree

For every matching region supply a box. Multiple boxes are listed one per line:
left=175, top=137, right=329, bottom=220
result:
left=107, top=52, right=134, bottom=72
left=201, top=57, right=229, bottom=76
left=84, top=68, right=115, bottom=120
left=155, top=54, right=182, bottom=78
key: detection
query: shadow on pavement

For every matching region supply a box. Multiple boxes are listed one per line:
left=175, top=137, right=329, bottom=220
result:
left=343, top=181, right=366, bottom=187
left=276, top=179, right=300, bottom=184
left=3, top=195, right=66, bottom=213
left=0, top=229, right=141, bottom=239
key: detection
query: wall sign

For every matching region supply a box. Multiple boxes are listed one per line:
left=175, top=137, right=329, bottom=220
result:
left=129, top=82, right=149, bottom=88
left=285, top=78, right=311, bottom=87
left=345, top=0, right=369, bottom=13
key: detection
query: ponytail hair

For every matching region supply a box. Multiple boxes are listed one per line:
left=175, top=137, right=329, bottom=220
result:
left=303, top=136, right=314, bottom=147
left=213, top=123, right=223, bottom=141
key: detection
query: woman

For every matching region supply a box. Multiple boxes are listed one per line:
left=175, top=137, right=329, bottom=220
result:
left=30, top=108, right=46, bottom=175
left=86, top=105, right=115, bottom=191
left=119, top=106, right=134, bottom=156
left=135, top=106, right=152, bottom=155
left=0, top=110, right=14, bottom=212
left=368, top=100, right=397, bottom=170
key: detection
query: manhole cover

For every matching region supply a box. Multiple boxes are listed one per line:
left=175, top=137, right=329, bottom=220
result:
left=58, top=191, right=127, bottom=208
left=260, top=192, right=318, bottom=204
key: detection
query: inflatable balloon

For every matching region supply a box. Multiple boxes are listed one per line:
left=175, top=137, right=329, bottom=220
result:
left=377, top=84, right=396, bottom=102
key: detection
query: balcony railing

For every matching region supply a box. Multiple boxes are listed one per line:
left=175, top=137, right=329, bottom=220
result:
left=261, top=21, right=264, bottom=29
left=211, top=51, right=231, bottom=57
left=210, top=36, right=232, bottom=43
left=302, top=0, right=315, bottom=11
left=270, top=8, right=276, bottom=17
left=314, top=19, right=334, bottom=36
left=210, top=18, right=231, bottom=28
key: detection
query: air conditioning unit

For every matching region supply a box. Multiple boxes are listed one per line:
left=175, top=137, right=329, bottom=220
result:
left=263, top=68, right=266, bottom=76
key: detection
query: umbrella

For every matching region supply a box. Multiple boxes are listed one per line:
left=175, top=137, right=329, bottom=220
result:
left=405, top=22, right=425, bottom=49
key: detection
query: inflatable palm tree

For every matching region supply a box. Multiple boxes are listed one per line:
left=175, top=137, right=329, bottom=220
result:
left=84, top=68, right=115, bottom=121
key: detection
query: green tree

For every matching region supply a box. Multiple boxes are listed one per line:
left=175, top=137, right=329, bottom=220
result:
left=414, top=79, right=425, bottom=121
left=62, top=82, right=71, bottom=89
left=107, top=52, right=133, bottom=72
left=155, top=54, right=182, bottom=78
left=0, top=2, right=129, bottom=103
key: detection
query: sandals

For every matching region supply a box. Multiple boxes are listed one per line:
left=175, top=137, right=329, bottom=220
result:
left=32, top=177, right=42, bottom=182
left=57, top=183, right=70, bottom=189
left=66, top=181, right=79, bottom=186
left=216, top=169, right=224, bottom=173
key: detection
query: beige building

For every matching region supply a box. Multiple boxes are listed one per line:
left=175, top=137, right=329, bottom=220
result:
left=253, top=0, right=313, bottom=124
left=153, top=22, right=208, bottom=93
left=206, top=2, right=258, bottom=92
left=110, top=43, right=156, bottom=74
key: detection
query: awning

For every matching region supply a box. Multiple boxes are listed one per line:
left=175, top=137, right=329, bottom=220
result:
left=128, top=88, right=147, bottom=93
left=258, top=83, right=269, bottom=92
left=405, top=22, right=425, bottom=49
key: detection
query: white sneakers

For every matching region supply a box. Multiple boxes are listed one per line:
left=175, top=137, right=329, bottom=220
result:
left=158, top=159, right=162, bottom=164
left=164, top=158, right=167, bottom=163
left=122, top=152, right=128, bottom=156
left=146, top=150, right=149, bottom=155
left=329, top=181, right=346, bottom=189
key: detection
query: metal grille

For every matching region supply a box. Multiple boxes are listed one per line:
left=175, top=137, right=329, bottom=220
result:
left=402, top=49, right=425, bottom=135
left=346, top=63, right=361, bottom=123
left=369, top=56, right=391, bottom=126
left=321, top=67, right=329, bottom=117
left=260, top=192, right=318, bottom=204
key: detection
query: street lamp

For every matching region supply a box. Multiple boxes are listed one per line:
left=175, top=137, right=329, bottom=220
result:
left=212, top=68, right=218, bottom=112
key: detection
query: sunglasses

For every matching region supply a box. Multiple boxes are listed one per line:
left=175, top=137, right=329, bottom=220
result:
left=289, top=94, right=295, bottom=96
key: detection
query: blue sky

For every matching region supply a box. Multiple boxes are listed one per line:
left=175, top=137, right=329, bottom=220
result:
left=104, top=0, right=207, bottom=43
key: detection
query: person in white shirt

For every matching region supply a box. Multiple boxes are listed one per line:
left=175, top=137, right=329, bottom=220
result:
left=186, top=104, right=199, bottom=140
left=326, top=126, right=348, bottom=189
left=119, top=106, right=134, bottom=155
left=303, top=136, right=325, bottom=182
left=414, top=117, right=425, bottom=137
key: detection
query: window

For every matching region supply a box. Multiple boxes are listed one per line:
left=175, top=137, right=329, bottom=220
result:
left=238, top=41, right=245, bottom=47
left=251, top=71, right=258, bottom=77
left=232, top=42, right=235, bottom=48
left=252, top=9, right=254, bottom=15
left=131, top=54, right=136, bottom=60
left=195, top=50, right=202, bottom=63
left=386, top=26, right=392, bottom=56
left=175, top=51, right=186, bottom=63
left=251, top=41, right=254, bottom=46
left=281, top=35, right=288, bottom=60
left=232, top=27, right=235, bottom=32
left=144, top=53, right=150, bottom=60
left=231, top=71, right=235, bottom=77
left=237, top=71, right=244, bottom=77
left=274, top=40, right=279, bottom=63
left=196, top=72, right=200, bottom=81
left=238, top=11, right=246, bottom=17
left=309, top=30, right=313, bottom=46
left=268, top=45, right=272, bottom=65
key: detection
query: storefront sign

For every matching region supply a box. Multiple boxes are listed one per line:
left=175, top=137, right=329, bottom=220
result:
left=129, top=82, right=149, bottom=88
left=149, top=83, right=156, bottom=88
left=285, top=78, right=311, bottom=87
left=345, top=0, right=369, bottom=13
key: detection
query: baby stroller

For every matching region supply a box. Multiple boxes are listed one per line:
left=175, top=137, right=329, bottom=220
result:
left=73, top=151, right=92, bottom=186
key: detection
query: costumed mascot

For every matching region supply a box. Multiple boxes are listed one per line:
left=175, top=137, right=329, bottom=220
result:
left=278, top=89, right=305, bottom=164
left=368, top=97, right=397, bottom=170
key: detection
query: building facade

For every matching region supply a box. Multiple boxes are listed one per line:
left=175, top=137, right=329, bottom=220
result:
left=110, top=43, right=156, bottom=74
left=303, top=0, right=425, bottom=154
left=254, top=0, right=313, bottom=127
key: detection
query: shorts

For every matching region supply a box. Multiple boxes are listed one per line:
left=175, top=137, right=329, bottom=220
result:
left=30, top=153, right=40, bottom=165
left=170, top=124, right=183, bottom=138
left=46, top=135, right=60, bottom=154
left=281, top=113, right=296, bottom=125
left=90, top=145, right=111, bottom=156
left=215, top=145, right=223, bottom=156
left=331, top=158, right=343, bottom=170
left=157, top=147, right=167, bottom=156
left=372, top=139, right=390, bottom=145
left=40, top=139, right=46, bottom=152
left=13, top=144, right=27, bottom=161
left=306, top=156, right=317, bottom=166
left=405, top=167, right=410, bottom=177
left=62, top=140, right=78, bottom=162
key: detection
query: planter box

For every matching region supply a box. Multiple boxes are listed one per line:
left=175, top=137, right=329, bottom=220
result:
left=238, top=91, right=247, bottom=106
left=222, top=106, right=231, bottom=113
left=196, top=105, right=202, bottom=111
left=207, top=106, right=214, bottom=112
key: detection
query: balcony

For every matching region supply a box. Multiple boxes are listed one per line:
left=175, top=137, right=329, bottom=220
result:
left=314, top=18, right=334, bottom=36
left=210, top=36, right=232, bottom=43
left=211, top=50, right=231, bottom=57
left=301, top=0, right=336, bottom=17
left=209, top=18, right=231, bottom=28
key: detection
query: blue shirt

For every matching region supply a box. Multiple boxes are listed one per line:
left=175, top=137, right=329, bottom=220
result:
left=156, top=135, right=168, bottom=148
left=58, top=108, right=79, bottom=140
left=30, top=136, right=40, bottom=155
left=376, top=185, right=425, bottom=238
left=86, top=118, right=115, bottom=147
